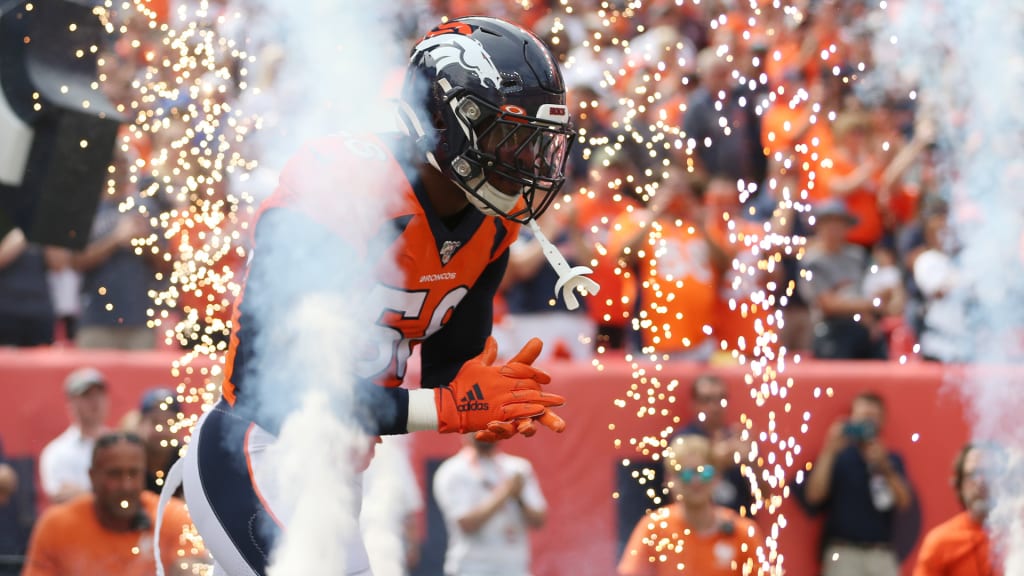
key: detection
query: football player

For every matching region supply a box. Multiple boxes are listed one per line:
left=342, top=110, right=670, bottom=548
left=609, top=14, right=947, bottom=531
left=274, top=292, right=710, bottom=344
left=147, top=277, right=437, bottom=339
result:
left=158, top=16, right=583, bottom=576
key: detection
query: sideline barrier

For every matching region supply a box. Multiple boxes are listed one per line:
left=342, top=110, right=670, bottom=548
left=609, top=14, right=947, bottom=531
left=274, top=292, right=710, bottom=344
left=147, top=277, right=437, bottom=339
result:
left=0, top=348, right=969, bottom=575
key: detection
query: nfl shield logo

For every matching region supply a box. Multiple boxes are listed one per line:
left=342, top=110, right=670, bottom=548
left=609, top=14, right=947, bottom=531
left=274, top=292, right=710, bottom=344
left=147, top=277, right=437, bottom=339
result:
left=440, top=240, right=461, bottom=265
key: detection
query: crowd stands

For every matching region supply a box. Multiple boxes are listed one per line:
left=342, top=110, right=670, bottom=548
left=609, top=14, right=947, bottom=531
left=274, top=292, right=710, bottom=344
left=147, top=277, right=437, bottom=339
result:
left=0, top=0, right=957, bottom=365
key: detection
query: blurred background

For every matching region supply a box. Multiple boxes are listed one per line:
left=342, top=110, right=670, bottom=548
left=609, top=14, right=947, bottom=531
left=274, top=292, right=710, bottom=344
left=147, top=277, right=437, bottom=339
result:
left=1, top=0, right=1019, bottom=575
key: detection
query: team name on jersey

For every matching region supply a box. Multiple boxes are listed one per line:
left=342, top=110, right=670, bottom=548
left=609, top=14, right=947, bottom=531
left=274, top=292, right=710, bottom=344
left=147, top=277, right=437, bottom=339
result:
left=419, top=272, right=458, bottom=283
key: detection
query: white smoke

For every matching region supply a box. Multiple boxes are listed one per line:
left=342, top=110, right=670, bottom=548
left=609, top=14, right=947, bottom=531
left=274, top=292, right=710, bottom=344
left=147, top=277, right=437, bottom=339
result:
left=266, top=295, right=368, bottom=576
left=360, top=435, right=423, bottom=576
left=236, top=0, right=421, bottom=574
left=240, top=0, right=412, bottom=200
left=877, top=0, right=1024, bottom=569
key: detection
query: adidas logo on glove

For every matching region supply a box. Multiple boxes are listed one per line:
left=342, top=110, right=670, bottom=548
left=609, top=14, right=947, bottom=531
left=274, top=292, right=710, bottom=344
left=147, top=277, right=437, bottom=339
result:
left=457, top=383, right=490, bottom=412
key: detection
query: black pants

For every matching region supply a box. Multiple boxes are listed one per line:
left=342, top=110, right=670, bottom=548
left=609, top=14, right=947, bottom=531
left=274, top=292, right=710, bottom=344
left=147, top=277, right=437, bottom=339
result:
left=813, top=317, right=887, bottom=360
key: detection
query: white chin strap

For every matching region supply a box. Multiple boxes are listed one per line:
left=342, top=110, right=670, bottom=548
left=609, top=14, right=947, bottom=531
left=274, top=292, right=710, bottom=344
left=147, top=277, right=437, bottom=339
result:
left=526, top=218, right=601, bottom=311
left=463, top=177, right=519, bottom=216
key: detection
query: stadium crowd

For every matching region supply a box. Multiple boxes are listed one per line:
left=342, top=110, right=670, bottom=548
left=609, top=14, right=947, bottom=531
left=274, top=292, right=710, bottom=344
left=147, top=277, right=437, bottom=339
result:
left=0, top=0, right=961, bottom=364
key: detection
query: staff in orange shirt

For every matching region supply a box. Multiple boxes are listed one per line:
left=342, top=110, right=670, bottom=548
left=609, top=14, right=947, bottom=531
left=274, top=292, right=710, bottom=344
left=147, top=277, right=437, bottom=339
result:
left=913, top=443, right=1004, bottom=576
left=617, top=434, right=767, bottom=576
left=22, top=432, right=205, bottom=576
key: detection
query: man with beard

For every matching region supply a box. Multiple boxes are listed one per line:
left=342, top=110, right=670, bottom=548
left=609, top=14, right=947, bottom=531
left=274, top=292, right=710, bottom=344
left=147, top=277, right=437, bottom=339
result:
left=913, top=443, right=1004, bottom=576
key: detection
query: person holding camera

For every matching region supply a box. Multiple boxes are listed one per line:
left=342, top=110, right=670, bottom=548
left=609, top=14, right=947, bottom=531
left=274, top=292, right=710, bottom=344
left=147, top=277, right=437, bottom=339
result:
left=798, top=391, right=912, bottom=576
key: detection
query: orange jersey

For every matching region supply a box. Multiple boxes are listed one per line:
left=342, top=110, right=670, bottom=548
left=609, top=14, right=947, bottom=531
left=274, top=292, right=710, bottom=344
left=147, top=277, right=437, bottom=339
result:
left=618, top=504, right=766, bottom=576
left=707, top=214, right=773, bottom=356
left=166, top=204, right=248, bottom=337
left=609, top=209, right=717, bottom=353
left=822, top=152, right=884, bottom=248
left=22, top=491, right=199, bottom=576
left=913, top=511, right=1003, bottom=576
left=761, top=101, right=835, bottom=205
left=573, top=190, right=639, bottom=328
left=222, top=133, right=518, bottom=423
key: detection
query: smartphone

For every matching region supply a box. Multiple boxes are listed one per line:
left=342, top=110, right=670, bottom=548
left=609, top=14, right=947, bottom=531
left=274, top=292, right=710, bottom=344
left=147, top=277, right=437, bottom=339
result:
left=843, top=421, right=878, bottom=442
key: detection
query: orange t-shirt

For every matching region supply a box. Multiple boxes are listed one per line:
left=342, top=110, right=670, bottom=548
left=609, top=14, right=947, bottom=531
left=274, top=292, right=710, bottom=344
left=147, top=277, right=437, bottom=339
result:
left=823, top=153, right=884, bottom=248
left=22, top=491, right=201, bottom=576
left=764, top=40, right=802, bottom=92
left=913, top=511, right=1003, bottom=576
left=608, top=209, right=717, bottom=354
left=618, top=505, right=766, bottom=576
left=761, top=101, right=835, bottom=205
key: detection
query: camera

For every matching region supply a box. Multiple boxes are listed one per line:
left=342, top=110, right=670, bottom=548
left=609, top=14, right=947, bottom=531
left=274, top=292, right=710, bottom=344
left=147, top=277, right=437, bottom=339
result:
left=842, top=420, right=878, bottom=442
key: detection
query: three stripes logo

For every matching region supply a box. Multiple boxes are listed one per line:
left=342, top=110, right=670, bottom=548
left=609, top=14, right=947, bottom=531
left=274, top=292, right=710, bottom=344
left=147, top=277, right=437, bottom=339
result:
left=457, top=383, right=490, bottom=412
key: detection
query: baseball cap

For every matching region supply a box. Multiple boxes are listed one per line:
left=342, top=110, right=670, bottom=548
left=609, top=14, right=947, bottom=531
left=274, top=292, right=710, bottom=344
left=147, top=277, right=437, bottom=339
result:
left=140, top=388, right=181, bottom=414
left=64, top=367, right=107, bottom=397
left=814, top=200, right=858, bottom=226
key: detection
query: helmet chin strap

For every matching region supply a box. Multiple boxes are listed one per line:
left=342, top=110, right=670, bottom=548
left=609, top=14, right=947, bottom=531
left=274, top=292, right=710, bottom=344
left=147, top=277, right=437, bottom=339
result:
left=463, top=177, right=519, bottom=216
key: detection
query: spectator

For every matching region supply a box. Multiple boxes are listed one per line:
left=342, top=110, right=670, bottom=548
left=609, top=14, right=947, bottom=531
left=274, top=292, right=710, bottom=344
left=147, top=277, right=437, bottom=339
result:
left=39, top=368, right=110, bottom=504
left=433, top=435, right=547, bottom=576
left=571, top=153, right=640, bottom=352
left=0, top=226, right=55, bottom=347
left=682, top=47, right=766, bottom=190
left=71, top=156, right=162, bottom=350
left=704, top=177, right=775, bottom=360
left=44, top=247, right=81, bottom=344
left=913, top=443, right=1003, bottom=576
left=823, top=112, right=884, bottom=250
left=0, top=440, right=31, bottom=561
left=797, top=391, right=912, bottom=576
left=610, top=169, right=728, bottom=360
left=22, top=432, right=205, bottom=576
left=0, top=463, right=15, bottom=507
left=912, top=202, right=967, bottom=363
left=677, top=374, right=759, bottom=516
left=618, top=434, right=766, bottom=576
left=119, top=388, right=183, bottom=494
left=798, top=200, right=889, bottom=359
left=860, top=243, right=906, bottom=322
left=764, top=171, right=816, bottom=354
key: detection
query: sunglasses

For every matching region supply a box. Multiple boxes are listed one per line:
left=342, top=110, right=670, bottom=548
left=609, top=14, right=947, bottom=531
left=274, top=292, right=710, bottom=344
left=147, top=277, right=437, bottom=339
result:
left=678, top=465, right=716, bottom=483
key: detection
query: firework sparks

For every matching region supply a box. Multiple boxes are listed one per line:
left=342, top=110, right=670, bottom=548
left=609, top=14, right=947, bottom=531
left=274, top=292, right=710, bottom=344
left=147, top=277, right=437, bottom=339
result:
left=535, top=0, right=889, bottom=572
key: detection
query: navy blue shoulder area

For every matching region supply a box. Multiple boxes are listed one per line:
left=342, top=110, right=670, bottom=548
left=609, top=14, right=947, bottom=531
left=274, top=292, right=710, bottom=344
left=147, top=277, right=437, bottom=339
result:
left=490, top=217, right=508, bottom=259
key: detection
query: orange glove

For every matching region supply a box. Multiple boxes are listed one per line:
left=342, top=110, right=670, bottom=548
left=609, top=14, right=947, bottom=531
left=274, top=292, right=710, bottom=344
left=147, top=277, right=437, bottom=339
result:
left=474, top=338, right=568, bottom=443
left=435, top=337, right=564, bottom=434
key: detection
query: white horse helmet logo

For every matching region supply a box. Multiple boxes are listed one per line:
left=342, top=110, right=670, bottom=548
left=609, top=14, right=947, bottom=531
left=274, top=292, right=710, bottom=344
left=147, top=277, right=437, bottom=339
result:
left=414, top=33, right=502, bottom=91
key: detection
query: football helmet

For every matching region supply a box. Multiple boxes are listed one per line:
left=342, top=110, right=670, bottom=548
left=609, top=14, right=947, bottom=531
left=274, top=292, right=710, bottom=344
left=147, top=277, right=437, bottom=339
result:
left=398, top=17, right=574, bottom=223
